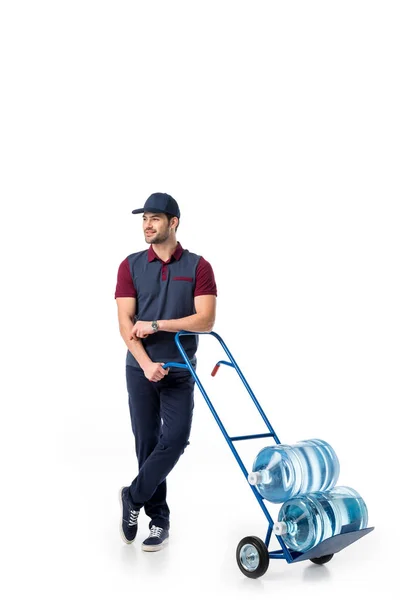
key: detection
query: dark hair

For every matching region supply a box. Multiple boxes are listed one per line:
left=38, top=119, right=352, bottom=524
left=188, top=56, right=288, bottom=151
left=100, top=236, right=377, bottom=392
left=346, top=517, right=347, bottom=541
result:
left=165, top=212, right=179, bottom=232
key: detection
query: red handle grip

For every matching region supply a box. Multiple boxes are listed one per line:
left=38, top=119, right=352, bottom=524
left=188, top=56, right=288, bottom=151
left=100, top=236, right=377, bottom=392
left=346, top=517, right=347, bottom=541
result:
left=211, top=364, right=220, bottom=377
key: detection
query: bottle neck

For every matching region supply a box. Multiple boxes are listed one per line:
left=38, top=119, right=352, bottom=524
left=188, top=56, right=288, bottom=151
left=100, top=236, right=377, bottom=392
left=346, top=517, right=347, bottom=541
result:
left=284, top=519, right=298, bottom=536
left=274, top=518, right=298, bottom=536
left=258, top=469, right=272, bottom=484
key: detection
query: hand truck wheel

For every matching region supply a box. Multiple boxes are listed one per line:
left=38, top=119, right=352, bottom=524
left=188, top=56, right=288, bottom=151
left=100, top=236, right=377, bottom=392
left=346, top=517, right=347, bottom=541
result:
left=236, top=536, right=269, bottom=578
left=310, top=553, right=334, bottom=565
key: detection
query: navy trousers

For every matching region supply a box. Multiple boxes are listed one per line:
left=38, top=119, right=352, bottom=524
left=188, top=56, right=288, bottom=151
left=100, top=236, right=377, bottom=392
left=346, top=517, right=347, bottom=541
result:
left=126, top=365, right=195, bottom=530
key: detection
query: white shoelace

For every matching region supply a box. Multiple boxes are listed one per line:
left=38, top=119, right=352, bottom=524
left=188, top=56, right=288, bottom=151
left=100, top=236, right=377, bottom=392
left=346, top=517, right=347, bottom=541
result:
left=128, top=510, right=139, bottom=527
left=148, top=525, right=163, bottom=538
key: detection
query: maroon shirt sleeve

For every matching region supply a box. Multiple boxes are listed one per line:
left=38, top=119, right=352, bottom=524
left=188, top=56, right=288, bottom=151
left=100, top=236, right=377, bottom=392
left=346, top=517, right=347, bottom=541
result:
left=194, top=257, right=217, bottom=297
left=114, top=258, right=137, bottom=299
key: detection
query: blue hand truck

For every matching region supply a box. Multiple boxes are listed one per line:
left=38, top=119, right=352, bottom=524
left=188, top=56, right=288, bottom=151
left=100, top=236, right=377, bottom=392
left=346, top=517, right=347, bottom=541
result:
left=163, top=331, right=374, bottom=579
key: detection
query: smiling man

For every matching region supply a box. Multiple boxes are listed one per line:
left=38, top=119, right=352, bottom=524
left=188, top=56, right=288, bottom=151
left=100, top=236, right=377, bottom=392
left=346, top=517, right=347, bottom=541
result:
left=115, top=192, right=217, bottom=552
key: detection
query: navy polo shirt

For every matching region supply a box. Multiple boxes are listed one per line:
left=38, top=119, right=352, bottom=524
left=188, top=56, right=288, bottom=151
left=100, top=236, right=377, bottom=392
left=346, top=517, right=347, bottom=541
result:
left=115, top=242, right=217, bottom=369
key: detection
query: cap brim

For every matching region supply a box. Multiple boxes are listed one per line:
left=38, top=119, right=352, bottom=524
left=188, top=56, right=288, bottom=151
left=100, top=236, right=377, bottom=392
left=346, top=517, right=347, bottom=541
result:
left=132, top=207, right=167, bottom=215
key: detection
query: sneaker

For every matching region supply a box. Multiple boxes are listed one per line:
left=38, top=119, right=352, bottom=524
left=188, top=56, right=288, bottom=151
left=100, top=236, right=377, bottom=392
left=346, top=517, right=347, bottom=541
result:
left=142, top=525, right=169, bottom=552
left=119, top=486, right=140, bottom=544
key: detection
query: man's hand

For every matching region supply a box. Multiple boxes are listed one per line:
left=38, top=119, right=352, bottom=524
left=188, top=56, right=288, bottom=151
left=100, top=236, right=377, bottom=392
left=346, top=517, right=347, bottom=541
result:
left=143, top=362, right=169, bottom=382
left=130, top=321, right=155, bottom=339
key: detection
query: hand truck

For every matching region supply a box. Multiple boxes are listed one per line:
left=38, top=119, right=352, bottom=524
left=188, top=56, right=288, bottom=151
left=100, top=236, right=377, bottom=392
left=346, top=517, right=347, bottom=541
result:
left=163, top=331, right=374, bottom=579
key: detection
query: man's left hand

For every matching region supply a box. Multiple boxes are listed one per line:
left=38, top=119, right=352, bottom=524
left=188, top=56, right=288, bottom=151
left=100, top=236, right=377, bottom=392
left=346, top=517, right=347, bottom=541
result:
left=130, top=321, right=155, bottom=339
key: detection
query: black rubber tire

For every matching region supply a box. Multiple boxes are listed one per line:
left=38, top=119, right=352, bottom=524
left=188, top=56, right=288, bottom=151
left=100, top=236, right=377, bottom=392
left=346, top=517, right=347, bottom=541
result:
left=236, top=536, right=270, bottom=579
left=310, top=553, right=334, bottom=565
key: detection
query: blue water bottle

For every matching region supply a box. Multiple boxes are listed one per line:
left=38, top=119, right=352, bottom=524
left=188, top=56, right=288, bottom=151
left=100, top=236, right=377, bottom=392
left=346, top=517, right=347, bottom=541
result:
left=247, top=439, right=340, bottom=503
left=273, top=486, right=368, bottom=553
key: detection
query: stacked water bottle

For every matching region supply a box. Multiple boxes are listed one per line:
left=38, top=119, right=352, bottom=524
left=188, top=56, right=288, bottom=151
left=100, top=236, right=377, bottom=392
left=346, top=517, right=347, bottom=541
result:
left=247, top=439, right=369, bottom=553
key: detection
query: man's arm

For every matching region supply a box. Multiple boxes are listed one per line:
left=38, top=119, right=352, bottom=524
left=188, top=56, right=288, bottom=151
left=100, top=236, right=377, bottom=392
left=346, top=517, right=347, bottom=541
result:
left=116, top=297, right=153, bottom=370
left=159, top=295, right=216, bottom=333
left=131, top=295, right=216, bottom=338
left=116, top=297, right=169, bottom=381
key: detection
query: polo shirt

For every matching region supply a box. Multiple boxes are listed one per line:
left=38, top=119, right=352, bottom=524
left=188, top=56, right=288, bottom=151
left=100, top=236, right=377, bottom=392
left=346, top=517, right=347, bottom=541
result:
left=115, top=242, right=217, bottom=369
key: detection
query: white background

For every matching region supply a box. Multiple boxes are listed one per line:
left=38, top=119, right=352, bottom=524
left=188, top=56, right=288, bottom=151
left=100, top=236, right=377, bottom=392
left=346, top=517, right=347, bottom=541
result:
left=1, top=1, right=399, bottom=598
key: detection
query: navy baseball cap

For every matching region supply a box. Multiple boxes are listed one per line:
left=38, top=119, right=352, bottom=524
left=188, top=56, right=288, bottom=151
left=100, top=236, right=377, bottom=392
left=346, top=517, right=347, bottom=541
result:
left=132, top=193, right=180, bottom=218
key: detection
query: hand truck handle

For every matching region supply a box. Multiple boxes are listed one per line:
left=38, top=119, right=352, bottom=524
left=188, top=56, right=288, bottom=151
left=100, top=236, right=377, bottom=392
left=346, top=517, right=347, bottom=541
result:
left=211, top=360, right=234, bottom=376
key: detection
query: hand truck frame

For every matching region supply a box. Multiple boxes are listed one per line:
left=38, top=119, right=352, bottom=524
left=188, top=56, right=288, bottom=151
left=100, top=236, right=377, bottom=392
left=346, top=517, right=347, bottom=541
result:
left=163, top=331, right=374, bottom=579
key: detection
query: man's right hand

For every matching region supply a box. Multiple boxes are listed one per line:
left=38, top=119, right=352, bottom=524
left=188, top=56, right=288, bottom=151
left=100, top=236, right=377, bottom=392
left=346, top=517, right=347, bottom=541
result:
left=143, top=362, right=169, bottom=382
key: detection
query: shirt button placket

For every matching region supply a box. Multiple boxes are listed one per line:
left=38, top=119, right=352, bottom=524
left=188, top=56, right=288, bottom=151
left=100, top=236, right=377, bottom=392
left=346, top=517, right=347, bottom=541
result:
left=161, top=263, right=167, bottom=281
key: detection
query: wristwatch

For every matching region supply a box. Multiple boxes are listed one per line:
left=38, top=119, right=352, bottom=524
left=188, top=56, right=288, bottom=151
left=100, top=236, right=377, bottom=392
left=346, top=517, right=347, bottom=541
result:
left=151, top=320, right=159, bottom=333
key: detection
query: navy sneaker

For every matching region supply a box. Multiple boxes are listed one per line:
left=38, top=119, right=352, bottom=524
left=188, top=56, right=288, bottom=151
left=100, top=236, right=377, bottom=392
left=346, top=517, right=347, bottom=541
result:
left=142, top=525, right=169, bottom=552
left=119, top=486, right=140, bottom=544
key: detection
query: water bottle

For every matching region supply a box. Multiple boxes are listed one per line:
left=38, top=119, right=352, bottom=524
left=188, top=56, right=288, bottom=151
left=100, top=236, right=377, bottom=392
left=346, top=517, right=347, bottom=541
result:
left=247, top=439, right=339, bottom=503
left=273, top=486, right=368, bottom=553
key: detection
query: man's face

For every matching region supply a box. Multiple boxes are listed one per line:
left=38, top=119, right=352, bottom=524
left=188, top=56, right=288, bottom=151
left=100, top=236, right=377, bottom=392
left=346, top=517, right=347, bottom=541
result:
left=142, top=212, right=170, bottom=244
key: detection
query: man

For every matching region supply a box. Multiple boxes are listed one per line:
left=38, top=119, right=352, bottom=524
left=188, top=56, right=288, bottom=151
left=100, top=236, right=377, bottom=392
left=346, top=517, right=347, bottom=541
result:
left=115, top=192, right=217, bottom=552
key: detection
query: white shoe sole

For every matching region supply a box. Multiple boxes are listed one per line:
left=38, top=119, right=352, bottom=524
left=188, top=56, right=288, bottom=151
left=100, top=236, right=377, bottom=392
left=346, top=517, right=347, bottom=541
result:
left=142, top=538, right=169, bottom=552
left=119, top=486, right=134, bottom=544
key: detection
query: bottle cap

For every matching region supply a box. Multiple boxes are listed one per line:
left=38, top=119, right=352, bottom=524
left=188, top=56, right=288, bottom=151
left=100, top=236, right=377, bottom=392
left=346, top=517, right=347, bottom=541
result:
left=273, top=521, right=288, bottom=536
left=247, top=472, right=261, bottom=485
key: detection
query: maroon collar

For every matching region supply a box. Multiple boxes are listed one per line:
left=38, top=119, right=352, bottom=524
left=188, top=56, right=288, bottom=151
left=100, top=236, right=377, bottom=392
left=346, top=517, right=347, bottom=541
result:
left=148, top=241, right=184, bottom=263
